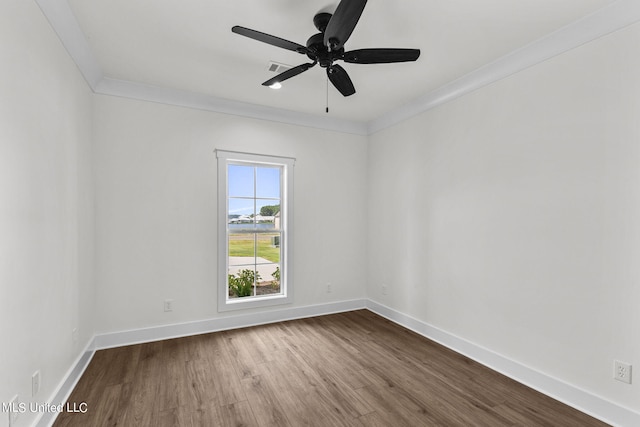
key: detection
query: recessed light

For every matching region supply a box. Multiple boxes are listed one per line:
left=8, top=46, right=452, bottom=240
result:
left=269, top=82, right=282, bottom=89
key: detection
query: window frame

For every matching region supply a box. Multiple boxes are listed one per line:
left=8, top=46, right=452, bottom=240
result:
left=216, top=149, right=294, bottom=312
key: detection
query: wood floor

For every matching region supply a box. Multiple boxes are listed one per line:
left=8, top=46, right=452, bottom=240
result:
left=54, top=310, right=609, bottom=427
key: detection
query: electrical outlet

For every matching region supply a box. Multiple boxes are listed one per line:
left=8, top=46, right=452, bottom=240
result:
left=8, top=395, right=19, bottom=426
left=382, top=284, right=388, bottom=295
left=326, top=283, right=332, bottom=293
left=164, top=299, right=173, bottom=312
left=32, top=370, right=41, bottom=397
left=614, top=360, right=632, bottom=384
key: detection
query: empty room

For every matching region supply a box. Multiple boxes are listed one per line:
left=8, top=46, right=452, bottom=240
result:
left=1, top=0, right=639, bottom=426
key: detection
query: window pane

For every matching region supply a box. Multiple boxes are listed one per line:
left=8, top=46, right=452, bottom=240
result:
left=228, top=165, right=254, bottom=197
left=228, top=198, right=255, bottom=227
left=229, top=233, right=254, bottom=261
left=256, top=199, right=280, bottom=229
left=256, top=232, right=281, bottom=264
left=217, top=151, right=292, bottom=310
left=228, top=267, right=256, bottom=298
left=256, top=232, right=281, bottom=296
left=256, top=167, right=280, bottom=199
left=256, top=263, right=281, bottom=296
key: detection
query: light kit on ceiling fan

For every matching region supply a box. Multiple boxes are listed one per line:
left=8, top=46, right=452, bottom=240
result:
left=231, top=0, right=420, bottom=101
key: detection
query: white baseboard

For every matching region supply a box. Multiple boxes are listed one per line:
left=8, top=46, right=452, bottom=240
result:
left=39, top=298, right=639, bottom=427
left=39, top=299, right=366, bottom=426
left=35, top=340, right=95, bottom=427
left=93, top=299, right=367, bottom=350
left=365, top=299, right=640, bottom=427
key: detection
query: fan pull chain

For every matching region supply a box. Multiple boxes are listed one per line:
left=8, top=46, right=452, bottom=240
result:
left=326, top=74, right=329, bottom=114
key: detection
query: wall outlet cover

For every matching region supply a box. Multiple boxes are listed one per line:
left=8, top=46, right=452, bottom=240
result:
left=31, top=371, right=40, bottom=397
left=8, top=395, right=19, bottom=426
left=32, top=370, right=41, bottom=397
left=614, top=360, right=632, bottom=384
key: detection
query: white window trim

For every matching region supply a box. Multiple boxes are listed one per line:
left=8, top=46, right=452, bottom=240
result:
left=216, top=149, right=295, bottom=312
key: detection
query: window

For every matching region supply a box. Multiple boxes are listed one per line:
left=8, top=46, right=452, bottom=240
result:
left=216, top=150, right=294, bottom=311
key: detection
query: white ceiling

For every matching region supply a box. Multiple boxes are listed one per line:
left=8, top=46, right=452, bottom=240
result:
left=44, top=0, right=638, bottom=131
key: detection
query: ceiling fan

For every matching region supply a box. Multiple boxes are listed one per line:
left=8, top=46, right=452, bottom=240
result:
left=231, top=0, right=420, bottom=97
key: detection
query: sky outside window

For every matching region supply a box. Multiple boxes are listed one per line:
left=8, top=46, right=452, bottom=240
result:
left=228, top=165, right=281, bottom=217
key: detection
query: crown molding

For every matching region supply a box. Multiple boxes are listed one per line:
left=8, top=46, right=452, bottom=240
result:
left=94, top=78, right=369, bottom=135
left=36, top=0, right=640, bottom=136
left=35, top=0, right=103, bottom=89
left=33, top=0, right=368, bottom=135
left=367, top=0, right=640, bottom=134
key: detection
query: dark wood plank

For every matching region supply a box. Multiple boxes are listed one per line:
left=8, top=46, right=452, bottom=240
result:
left=240, top=372, right=291, bottom=426
left=54, top=310, right=610, bottom=427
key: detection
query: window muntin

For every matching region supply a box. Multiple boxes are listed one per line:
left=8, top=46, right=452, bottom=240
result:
left=216, top=150, right=294, bottom=311
left=227, top=163, right=281, bottom=298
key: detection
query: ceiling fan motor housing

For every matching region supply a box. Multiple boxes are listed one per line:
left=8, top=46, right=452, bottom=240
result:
left=306, top=32, right=344, bottom=68
left=231, top=0, right=420, bottom=98
left=313, top=12, right=332, bottom=33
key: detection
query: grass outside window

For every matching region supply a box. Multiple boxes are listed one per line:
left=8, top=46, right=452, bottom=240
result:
left=229, top=233, right=280, bottom=263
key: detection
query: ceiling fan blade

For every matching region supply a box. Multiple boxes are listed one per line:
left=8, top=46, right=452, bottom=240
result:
left=232, top=26, right=309, bottom=54
left=327, top=64, right=356, bottom=97
left=324, top=0, right=367, bottom=51
left=343, top=48, right=421, bottom=64
left=262, top=63, right=316, bottom=87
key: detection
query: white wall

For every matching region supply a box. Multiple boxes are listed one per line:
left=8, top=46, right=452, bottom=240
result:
left=0, top=1, right=94, bottom=426
left=92, top=95, right=368, bottom=333
left=368, top=21, right=640, bottom=413
left=4, top=0, right=639, bottom=423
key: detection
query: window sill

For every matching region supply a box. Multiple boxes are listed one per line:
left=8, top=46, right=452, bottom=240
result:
left=218, top=293, right=293, bottom=312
